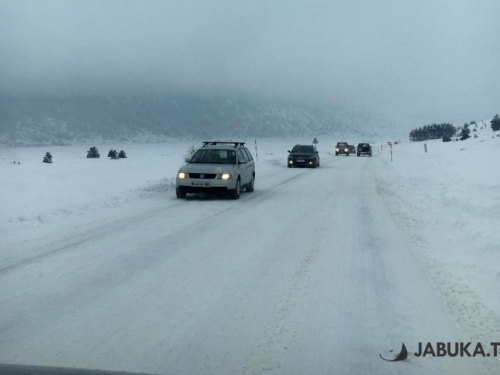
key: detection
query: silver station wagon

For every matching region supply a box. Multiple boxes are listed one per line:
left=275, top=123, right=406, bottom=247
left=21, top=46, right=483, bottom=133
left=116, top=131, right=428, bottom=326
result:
left=176, top=141, right=255, bottom=199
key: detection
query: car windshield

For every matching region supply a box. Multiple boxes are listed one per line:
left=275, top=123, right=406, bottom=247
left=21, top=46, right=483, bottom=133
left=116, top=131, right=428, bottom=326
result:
left=337, top=143, right=348, bottom=147
left=291, top=146, right=314, bottom=153
left=190, top=149, right=236, bottom=164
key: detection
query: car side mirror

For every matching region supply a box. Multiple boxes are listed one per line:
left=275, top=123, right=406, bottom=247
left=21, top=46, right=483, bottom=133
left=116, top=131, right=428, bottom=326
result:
left=239, top=160, right=247, bottom=165
left=287, top=150, right=290, bottom=153
left=185, top=157, right=190, bottom=162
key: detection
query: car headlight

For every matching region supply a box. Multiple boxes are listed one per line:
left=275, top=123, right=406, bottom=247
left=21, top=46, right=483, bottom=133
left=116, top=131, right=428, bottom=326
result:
left=178, top=172, right=186, bottom=179
left=335, top=148, right=339, bottom=151
left=289, top=160, right=293, bottom=164
left=345, top=148, right=348, bottom=152
left=219, top=173, right=232, bottom=180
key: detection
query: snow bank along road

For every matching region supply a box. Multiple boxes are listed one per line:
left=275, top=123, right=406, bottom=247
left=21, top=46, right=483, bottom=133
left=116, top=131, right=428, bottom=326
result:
left=0, top=148, right=495, bottom=374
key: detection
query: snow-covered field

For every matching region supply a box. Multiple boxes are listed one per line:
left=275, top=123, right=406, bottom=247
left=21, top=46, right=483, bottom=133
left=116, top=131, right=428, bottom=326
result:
left=0, top=136, right=359, bottom=249
left=376, top=128, right=500, bottom=348
left=1, top=130, right=500, bottom=374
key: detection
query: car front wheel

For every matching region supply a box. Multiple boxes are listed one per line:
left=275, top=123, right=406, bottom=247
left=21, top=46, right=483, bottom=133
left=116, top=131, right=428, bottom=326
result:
left=246, top=175, right=255, bottom=192
left=229, top=178, right=241, bottom=199
left=176, top=188, right=186, bottom=198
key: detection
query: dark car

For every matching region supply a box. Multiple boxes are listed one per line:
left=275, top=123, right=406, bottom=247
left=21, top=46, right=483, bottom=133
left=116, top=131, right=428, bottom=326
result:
left=287, top=145, right=320, bottom=168
left=335, top=142, right=349, bottom=156
left=357, top=143, right=372, bottom=156
left=348, top=145, right=356, bottom=153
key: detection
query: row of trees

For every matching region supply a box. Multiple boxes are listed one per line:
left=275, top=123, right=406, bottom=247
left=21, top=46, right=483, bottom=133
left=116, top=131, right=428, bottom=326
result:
left=409, top=123, right=456, bottom=142
left=107, top=149, right=127, bottom=159
left=43, top=147, right=127, bottom=163
left=410, top=115, right=500, bottom=143
left=87, top=147, right=127, bottom=159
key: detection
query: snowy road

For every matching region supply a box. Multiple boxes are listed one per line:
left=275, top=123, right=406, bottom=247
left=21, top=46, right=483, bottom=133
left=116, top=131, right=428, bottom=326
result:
left=0, top=151, right=488, bottom=374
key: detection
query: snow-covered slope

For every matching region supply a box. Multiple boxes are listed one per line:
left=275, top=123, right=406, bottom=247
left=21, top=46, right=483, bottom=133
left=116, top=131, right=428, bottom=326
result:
left=0, top=95, right=396, bottom=146
left=376, top=123, right=500, bottom=353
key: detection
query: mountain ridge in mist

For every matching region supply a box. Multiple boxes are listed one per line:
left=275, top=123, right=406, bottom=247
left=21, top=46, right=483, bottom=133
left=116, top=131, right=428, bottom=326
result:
left=0, top=94, right=397, bottom=146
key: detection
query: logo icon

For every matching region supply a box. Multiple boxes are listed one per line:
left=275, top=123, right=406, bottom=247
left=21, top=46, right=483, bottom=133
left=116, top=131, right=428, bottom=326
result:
left=200, top=174, right=204, bottom=179
left=380, top=343, right=408, bottom=362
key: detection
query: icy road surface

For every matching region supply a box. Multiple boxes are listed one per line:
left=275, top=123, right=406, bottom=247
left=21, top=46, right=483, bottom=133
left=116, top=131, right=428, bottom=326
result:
left=0, top=146, right=495, bottom=374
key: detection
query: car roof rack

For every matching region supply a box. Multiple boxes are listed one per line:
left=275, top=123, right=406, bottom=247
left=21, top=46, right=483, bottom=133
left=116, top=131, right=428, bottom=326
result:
left=202, top=141, right=245, bottom=148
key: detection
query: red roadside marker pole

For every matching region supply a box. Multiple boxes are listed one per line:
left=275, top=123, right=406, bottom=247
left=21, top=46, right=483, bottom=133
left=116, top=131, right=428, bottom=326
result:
left=255, top=139, right=258, bottom=161
left=387, top=141, right=393, bottom=162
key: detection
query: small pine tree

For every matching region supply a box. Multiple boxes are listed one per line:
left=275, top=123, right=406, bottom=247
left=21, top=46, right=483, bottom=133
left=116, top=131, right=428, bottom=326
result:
left=118, top=150, right=127, bottom=158
left=87, top=146, right=100, bottom=158
left=109, top=150, right=119, bottom=159
left=43, top=152, right=53, bottom=163
left=460, top=126, right=470, bottom=140
left=442, top=135, right=452, bottom=142
left=491, top=114, right=500, bottom=131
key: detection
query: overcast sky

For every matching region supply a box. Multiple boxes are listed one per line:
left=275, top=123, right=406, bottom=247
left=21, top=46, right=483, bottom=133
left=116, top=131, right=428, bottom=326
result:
left=1, top=0, right=499, bottom=124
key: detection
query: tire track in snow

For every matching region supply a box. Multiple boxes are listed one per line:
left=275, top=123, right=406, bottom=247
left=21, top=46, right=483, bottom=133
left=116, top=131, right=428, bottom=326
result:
left=240, top=181, right=343, bottom=374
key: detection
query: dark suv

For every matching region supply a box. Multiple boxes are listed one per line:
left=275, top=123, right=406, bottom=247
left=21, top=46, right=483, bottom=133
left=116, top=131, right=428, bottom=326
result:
left=287, top=145, right=320, bottom=168
left=335, top=142, right=349, bottom=156
left=357, top=143, right=372, bottom=157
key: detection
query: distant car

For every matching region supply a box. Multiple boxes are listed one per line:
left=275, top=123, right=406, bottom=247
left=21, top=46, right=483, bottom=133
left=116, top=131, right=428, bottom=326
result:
left=287, top=145, right=320, bottom=168
left=176, top=141, right=255, bottom=199
left=348, top=145, right=356, bottom=153
left=335, top=142, right=349, bottom=156
left=357, top=143, right=372, bottom=157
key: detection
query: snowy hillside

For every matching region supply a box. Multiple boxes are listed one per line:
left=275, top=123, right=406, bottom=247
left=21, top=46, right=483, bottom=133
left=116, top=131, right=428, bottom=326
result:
left=0, top=95, right=397, bottom=146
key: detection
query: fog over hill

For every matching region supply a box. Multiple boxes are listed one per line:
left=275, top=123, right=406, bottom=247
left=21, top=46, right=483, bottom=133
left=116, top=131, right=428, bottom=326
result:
left=0, top=95, right=397, bottom=146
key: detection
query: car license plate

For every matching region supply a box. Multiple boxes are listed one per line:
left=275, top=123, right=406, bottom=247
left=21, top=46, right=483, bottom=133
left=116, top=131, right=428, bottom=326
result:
left=297, top=159, right=304, bottom=162
left=191, top=182, right=210, bottom=187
